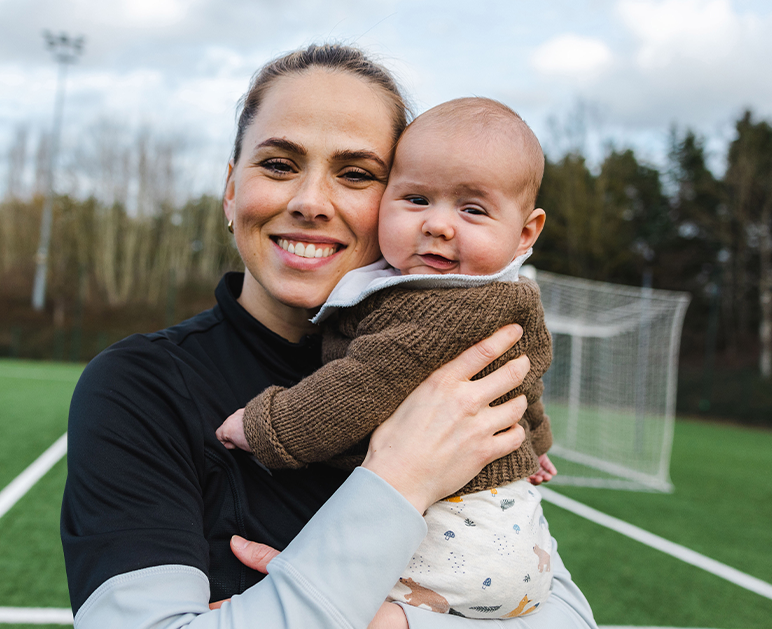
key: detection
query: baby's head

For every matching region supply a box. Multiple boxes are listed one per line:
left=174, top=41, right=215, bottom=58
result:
left=379, top=97, right=545, bottom=276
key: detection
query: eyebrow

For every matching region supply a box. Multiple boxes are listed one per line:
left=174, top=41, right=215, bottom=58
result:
left=453, top=183, right=492, bottom=198
left=392, top=180, right=492, bottom=199
left=254, top=137, right=306, bottom=155
left=332, top=149, right=388, bottom=172
left=251, top=139, right=387, bottom=172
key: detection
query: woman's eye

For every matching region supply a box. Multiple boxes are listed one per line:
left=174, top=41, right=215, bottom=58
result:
left=342, top=168, right=374, bottom=183
left=406, top=196, right=429, bottom=206
left=261, top=159, right=295, bottom=175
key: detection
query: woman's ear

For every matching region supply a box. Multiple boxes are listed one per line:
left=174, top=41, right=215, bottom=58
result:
left=515, top=208, right=546, bottom=257
left=223, top=161, right=236, bottom=222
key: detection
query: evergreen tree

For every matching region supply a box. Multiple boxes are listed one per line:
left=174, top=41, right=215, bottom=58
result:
left=725, top=111, right=772, bottom=377
left=596, top=148, right=674, bottom=287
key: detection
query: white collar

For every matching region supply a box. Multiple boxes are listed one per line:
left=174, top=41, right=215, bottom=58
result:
left=311, top=248, right=532, bottom=324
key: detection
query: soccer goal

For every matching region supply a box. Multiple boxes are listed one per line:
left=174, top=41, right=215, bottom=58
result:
left=521, top=267, right=691, bottom=492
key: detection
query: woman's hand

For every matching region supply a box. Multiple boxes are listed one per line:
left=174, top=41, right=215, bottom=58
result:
left=230, top=534, right=280, bottom=572
left=208, top=536, right=281, bottom=609
left=363, top=323, right=529, bottom=514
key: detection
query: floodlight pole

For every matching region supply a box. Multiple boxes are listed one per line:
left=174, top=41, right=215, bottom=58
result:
left=31, top=31, right=84, bottom=311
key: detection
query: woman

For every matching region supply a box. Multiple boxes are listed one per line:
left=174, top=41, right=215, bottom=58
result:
left=61, top=44, right=596, bottom=629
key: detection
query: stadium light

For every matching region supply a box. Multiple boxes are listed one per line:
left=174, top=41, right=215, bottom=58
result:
left=31, top=31, right=85, bottom=311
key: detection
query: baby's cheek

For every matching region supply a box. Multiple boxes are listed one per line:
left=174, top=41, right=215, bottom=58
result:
left=378, top=215, right=407, bottom=267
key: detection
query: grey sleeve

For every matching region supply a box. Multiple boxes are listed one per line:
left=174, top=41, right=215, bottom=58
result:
left=397, top=538, right=598, bottom=629
left=74, top=467, right=428, bottom=629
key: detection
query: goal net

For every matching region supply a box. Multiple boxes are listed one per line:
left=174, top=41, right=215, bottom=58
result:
left=522, top=267, right=691, bottom=492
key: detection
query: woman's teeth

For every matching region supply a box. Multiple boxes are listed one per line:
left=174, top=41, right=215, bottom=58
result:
left=278, top=239, right=337, bottom=259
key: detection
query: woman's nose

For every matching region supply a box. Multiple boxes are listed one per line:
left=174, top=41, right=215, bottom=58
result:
left=287, top=173, right=335, bottom=222
left=422, top=210, right=454, bottom=240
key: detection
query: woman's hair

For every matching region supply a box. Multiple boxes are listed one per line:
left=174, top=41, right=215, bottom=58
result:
left=231, top=43, right=411, bottom=165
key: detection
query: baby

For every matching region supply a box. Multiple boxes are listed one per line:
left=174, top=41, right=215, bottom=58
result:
left=217, top=97, right=555, bottom=619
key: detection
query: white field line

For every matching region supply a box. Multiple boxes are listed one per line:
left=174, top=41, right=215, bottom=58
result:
left=0, top=435, right=73, bottom=625
left=0, top=433, right=67, bottom=520
left=540, top=486, right=772, bottom=601
left=0, top=607, right=72, bottom=624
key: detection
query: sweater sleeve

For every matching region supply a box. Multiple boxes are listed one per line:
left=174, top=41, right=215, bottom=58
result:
left=523, top=303, right=552, bottom=456
left=242, top=316, right=439, bottom=469
left=243, top=281, right=552, bottom=480
left=528, top=404, right=552, bottom=457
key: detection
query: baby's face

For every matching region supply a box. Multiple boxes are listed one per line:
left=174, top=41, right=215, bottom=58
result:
left=378, top=124, right=534, bottom=276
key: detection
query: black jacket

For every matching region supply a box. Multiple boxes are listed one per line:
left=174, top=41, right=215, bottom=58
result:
left=61, top=273, right=349, bottom=613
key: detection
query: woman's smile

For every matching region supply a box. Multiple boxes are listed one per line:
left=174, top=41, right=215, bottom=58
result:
left=274, top=236, right=342, bottom=259
left=271, top=235, right=345, bottom=271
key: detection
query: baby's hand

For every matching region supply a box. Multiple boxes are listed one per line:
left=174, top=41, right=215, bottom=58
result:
left=528, top=453, right=557, bottom=485
left=215, top=408, right=252, bottom=452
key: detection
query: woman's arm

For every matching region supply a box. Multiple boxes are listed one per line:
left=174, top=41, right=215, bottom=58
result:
left=68, top=325, right=531, bottom=628
left=228, top=536, right=597, bottom=629
left=74, top=467, right=428, bottom=629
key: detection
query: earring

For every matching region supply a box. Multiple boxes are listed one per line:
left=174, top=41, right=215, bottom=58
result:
left=227, top=219, right=234, bottom=234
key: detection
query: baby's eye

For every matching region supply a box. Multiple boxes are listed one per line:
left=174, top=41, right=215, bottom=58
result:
left=462, top=206, right=487, bottom=216
left=406, top=196, right=429, bottom=206
left=342, top=168, right=375, bottom=183
left=261, top=159, right=295, bottom=175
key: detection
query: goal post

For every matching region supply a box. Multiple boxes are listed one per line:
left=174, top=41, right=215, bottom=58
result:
left=522, top=266, right=691, bottom=492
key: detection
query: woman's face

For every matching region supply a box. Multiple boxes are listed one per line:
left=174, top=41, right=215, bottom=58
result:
left=224, top=69, right=395, bottom=326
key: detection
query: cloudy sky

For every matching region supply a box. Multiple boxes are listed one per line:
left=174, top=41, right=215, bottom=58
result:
left=1, top=0, right=771, bottom=197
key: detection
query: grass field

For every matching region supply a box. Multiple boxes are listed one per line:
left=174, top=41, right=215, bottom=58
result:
left=0, top=360, right=79, bottom=629
left=0, top=358, right=771, bottom=628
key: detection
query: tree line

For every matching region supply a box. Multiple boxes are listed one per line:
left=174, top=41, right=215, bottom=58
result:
left=1, top=110, right=771, bottom=388
left=536, top=110, right=772, bottom=381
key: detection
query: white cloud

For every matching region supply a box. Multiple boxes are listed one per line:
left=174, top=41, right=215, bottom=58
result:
left=2, top=0, right=772, bottom=190
left=601, top=0, right=772, bottom=128
left=119, top=0, right=193, bottom=27
left=531, top=34, right=613, bottom=80
left=618, top=0, right=745, bottom=68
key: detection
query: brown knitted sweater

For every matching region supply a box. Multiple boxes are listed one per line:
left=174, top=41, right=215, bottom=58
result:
left=243, top=278, right=552, bottom=496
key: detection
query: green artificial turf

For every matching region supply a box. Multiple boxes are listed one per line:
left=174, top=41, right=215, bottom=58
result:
left=0, top=360, right=82, bottom=488
left=545, top=418, right=772, bottom=628
left=0, top=360, right=80, bottom=627
left=0, top=458, right=70, bottom=608
left=545, top=400, right=674, bottom=482
left=1, top=360, right=771, bottom=628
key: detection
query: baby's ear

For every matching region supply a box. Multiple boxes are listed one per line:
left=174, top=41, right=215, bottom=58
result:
left=515, top=208, right=546, bottom=257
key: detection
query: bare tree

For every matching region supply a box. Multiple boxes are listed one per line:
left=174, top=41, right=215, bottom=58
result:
left=1, top=127, right=29, bottom=272
left=6, top=125, right=28, bottom=199
left=33, top=132, right=50, bottom=197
